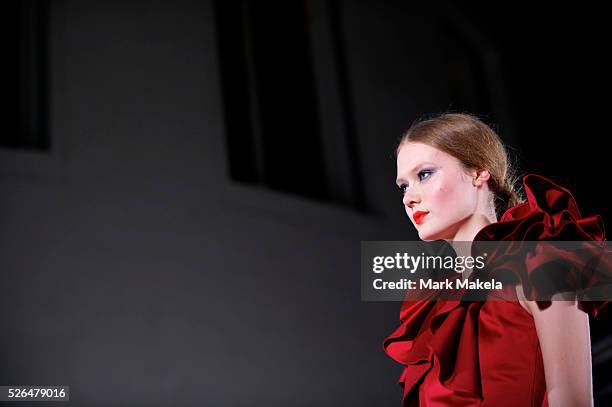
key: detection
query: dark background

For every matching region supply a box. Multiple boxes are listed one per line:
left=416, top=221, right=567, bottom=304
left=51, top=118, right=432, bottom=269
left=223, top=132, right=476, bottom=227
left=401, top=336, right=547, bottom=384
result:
left=1, top=0, right=610, bottom=405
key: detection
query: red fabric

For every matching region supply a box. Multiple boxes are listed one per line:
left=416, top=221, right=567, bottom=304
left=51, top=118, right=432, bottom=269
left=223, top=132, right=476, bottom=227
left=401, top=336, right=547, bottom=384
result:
left=382, top=173, right=609, bottom=406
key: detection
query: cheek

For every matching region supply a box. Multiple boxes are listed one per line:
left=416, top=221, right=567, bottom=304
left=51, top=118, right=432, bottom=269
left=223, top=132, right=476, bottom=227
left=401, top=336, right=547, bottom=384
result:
left=428, top=181, right=459, bottom=210
left=427, top=178, right=474, bottom=220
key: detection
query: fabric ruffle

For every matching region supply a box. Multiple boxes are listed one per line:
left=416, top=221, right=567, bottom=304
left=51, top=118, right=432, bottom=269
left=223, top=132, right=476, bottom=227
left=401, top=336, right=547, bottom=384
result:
left=473, top=173, right=610, bottom=317
left=382, top=173, right=610, bottom=405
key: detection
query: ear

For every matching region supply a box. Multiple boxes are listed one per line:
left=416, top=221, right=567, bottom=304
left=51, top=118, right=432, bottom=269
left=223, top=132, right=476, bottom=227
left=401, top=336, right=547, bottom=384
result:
left=472, top=169, right=491, bottom=186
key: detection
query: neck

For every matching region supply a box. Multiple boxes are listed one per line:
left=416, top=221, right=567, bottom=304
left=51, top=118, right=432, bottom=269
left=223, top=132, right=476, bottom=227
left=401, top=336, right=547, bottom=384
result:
left=448, top=213, right=497, bottom=244
left=446, top=213, right=497, bottom=279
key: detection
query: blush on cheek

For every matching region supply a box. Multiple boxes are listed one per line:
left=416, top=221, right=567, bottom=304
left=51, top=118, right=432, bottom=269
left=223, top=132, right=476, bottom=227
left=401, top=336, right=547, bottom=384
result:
left=431, top=183, right=456, bottom=211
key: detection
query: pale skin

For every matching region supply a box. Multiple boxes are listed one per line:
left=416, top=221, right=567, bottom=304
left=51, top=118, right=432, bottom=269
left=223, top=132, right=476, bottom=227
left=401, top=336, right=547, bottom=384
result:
left=396, top=141, right=594, bottom=407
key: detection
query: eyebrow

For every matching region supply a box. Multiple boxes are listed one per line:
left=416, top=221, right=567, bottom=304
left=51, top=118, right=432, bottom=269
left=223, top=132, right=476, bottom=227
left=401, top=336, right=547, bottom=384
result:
left=396, top=162, right=436, bottom=186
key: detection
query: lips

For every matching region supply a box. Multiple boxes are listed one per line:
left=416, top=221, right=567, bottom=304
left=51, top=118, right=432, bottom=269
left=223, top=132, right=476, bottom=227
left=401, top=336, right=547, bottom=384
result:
left=413, top=211, right=430, bottom=225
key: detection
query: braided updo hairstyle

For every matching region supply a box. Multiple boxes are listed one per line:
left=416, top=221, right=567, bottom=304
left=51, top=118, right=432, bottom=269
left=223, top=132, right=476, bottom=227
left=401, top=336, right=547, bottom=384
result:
left=396, top=113, right=524, bottom=219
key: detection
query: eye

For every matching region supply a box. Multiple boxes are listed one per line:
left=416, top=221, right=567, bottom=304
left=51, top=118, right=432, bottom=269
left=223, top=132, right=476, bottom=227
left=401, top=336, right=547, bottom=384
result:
left=418, top=169, right=433, bottom=181
left=397, top=169, right=434, bottom=195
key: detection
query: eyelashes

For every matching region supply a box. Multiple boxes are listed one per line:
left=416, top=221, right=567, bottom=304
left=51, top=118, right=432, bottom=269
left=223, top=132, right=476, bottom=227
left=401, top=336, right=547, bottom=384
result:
left=419, top=169, right=433, bottom=182
left=398, top=169, right=434, bottom=195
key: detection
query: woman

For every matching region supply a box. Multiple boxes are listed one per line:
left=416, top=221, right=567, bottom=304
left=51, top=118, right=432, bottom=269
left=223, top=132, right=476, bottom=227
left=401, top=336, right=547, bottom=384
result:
left=383, top=113, right=608, bottom=406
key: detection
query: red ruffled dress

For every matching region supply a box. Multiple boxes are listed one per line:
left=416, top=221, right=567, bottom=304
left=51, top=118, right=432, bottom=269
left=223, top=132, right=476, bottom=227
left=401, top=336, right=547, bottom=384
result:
left=382, top=174, right=610, bottom=406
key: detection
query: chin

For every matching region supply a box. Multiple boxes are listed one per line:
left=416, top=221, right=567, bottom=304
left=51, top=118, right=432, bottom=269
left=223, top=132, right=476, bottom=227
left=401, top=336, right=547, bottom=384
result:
left=417, top=230, right=437, bottom=242
left=417, top=226, right=448, bottom=242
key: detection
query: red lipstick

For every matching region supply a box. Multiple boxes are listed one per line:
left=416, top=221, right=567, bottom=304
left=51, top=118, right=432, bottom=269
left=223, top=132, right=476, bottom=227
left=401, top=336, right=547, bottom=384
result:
left=413, top=211, right=429, bottom=225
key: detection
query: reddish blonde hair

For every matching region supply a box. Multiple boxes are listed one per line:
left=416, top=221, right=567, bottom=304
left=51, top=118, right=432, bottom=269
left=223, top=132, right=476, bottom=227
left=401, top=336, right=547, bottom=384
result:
left=397, top=113, right=524, bottom=218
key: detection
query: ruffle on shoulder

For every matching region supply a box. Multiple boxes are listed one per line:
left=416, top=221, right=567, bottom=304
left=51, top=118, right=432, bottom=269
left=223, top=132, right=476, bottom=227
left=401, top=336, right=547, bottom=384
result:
left=382, top=173, right=610, bottom=404
left=473, top=173, right=610, bottom=317
left=475, top=173, right=605, bottom=241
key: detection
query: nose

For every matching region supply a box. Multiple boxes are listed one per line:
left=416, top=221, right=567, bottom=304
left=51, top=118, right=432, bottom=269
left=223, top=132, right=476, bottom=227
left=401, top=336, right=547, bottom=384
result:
left=402, top=188, right=419, bottom=209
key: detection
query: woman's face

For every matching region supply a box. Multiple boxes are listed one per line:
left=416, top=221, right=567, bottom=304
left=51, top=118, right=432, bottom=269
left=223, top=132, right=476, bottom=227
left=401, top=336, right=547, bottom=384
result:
left=396, top=142, right=479, bottom=241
